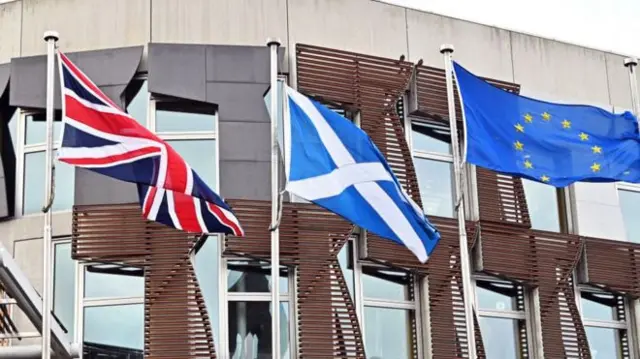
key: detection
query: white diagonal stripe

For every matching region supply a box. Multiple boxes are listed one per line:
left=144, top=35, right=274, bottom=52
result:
left=287, top=162, right=392, bottom=200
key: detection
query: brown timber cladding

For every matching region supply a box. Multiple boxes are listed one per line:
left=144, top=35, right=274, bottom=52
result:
left=72, top=204, right=215, bottom=359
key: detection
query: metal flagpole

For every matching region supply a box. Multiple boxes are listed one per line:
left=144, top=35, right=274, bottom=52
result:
left=440, top=44, right=477, bottom=358
left=624, top=56, right=640, bottom=359
left=41, top=30, right=59, bottom=359
left=267, top=38, right=282, bottom=359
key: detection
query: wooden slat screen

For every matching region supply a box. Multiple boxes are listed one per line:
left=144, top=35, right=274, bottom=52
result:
left=225, top=199, right=365, bottom=359
left=72, top=203, right=216, bottom=359
left=580, top=237, right=640, bottom=298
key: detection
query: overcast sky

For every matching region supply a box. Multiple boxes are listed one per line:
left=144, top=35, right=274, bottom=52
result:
left=381, top=0, right=640, bottom=57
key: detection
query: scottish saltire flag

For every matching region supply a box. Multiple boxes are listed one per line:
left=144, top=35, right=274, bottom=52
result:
left=282, top=85, right=440, bottom=262
left=56, top=52, right=244, bottom=236
left=454, top=62, right=640, bottom=188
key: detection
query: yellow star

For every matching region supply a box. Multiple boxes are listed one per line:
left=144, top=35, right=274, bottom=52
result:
left=514, top=141, right=524, bottom=151
left=591, top=162, right=601, bottom=173
left=541, top=175, right=550, bottom=183
left=524, top=160, right=533, bottom=169
left=579, top=132, right=589, bottom=141
left=591, top=145, right=602, bottom=154
left=524, top=113, right=533, bottom=123
left=542, top=112, right=551, bottom=121
left=514, top=123, right=525, bottom=133
left=562, top=119, right=571, bottom=129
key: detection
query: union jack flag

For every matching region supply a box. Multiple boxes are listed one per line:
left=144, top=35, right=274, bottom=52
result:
left=56, top=51, right=244, bottom=236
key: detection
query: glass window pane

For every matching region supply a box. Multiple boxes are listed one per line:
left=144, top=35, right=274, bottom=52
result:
left=585, top=326, right=621, bottom=359
left=228, top=301, right=290, bottom=359
left=156, top=105, right=216, bottom=132
left=195, top=235, right=219, bottom=343
left=338, top=241, right=354, bottom=298
left=478, top=317, right=520, bottom=359
left=53, top=242, right=75, bottom=338
left=166, top=139, right=216, bottom=189
left=227, top=261, right=288, bottom=294
left=522, top=178, right=561, bottom=232
left=8, top=110, right=18, bottom=149
left=25, top=113, right=62, bottom=145
left=581, top=292, right=617, bottom=321
left=84, top=304, right=144, bottom=353
left=364, top=307, right=413, bottom=359
left=415, top=158, right=454, bottom=217
left=127, top=81, right=148, bottom=126
left=477, top=281, right=518, bottom=311
left=23, top=152, right=75, bottom=214
left=619, top=189, right=640, bottom=243
left=362, top=267, right=412, bottom=301
left=411, top=121, right=452, bottom=154
left=84, top=266, right=144, bottom=299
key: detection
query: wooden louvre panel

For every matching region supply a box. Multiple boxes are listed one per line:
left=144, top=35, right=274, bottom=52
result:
left=580, top=237, right=640, bottom=298
left=224, top=199, right=365, bottom=359
left=72, top=203, right=216, bottom=358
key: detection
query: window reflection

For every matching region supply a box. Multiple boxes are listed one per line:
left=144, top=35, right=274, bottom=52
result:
left=362, top=266, right=412, bottom=301
left=581, top=292, right=618, bottom=322
left=619, top=189, right=640, bottom=243
left=25, top=112, right=62, bottom=145
left=477, top=281, right=519, bottom=311
left=337, top=241, right=354, bottom=298
left=8, top=110, right=17, bottom=149
left=156, top=103, right=216, bottom=133
left=585, top=326, right=621, bottom=359
left=84, top=304, right=144, bottom=353
left=166, top=139, right=216, bottom=189
left=53, top=243, right=75, bottom=338
left=478, top=317, right=520, bottom=359
left=522, top=178, right=561, bottom=232
left=227, top=260, right=288, bottom=294
left=126, top=80, right=148, bottom=126
left=84, top=265, right=144, bottom=299
left=228, top=301, right=290, bottom=359
left=194, top=236, right=220, bottom=342
left=23, top=153, right=74, bottom=214
left=363, top=307, right=413, bottom=359
left=414, top=158, right=454, bottom=217
left=411, top=121, right=451, bottom=154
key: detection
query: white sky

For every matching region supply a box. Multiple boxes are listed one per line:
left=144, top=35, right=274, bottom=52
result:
left=381, top=0, right=640, bottom=57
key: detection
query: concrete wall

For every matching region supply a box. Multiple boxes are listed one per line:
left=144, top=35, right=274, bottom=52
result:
left=0, top=0, right=638, bottom=338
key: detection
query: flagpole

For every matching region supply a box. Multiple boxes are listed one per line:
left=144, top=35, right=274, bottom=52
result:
left=267, top=38, right=282, bottom=359
left=624, top=56, right=640, bottom=359
left=41, top=30, right=59, bottom=359
left=440, top=44, right=477, bottom=358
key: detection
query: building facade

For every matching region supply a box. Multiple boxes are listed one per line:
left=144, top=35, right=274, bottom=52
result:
left=0, top=0, right=639, bottom=358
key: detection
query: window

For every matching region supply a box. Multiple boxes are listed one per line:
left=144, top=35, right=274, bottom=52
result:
left=409, top=120, right=455, bottom=218
left=580, top=289, right=630, bottom=359
left=475, top=278, right=529, bottom=358
left=522, top=179, right=562, bottom=232
left=17, top=111, right=75, bottom=215
left=618, top=188, right=640, bottom=242
left=53, top=240, right=76, bottom=338
left=338, top=239, right=422, bottom=359
left=224, top=259, right=293, bottom=359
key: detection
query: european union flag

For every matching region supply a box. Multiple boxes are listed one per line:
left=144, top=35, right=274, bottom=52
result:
left=453, top=62, right=640, bottom=187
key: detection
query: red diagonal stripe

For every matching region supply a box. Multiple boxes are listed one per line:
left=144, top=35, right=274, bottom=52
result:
left=207, top=202, right=244, bottom=236
left=172, top=191, right=201, bottom=233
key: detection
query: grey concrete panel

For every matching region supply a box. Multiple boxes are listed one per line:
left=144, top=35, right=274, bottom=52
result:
left=606, top=52, right=634, bottom=109
left=74, top=168, right=137, bottom=206
left=0, top=0, right=21, bottom=63
left=148, top=43, right=207, bottom=103
left=20, top=0, right=150, bottom=57
left=10, top=46, right=144, bottom=109
left=0, top=63, right=9, bottom=97
left=206, top=82, right=270, bottom=122
left=218, top=122, right=270, bottom=162
left=0, top=212, right=72, bottom=248
left=219, top=161, right=270, bottom=201
left=205, top=45, right=280, bottom=84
